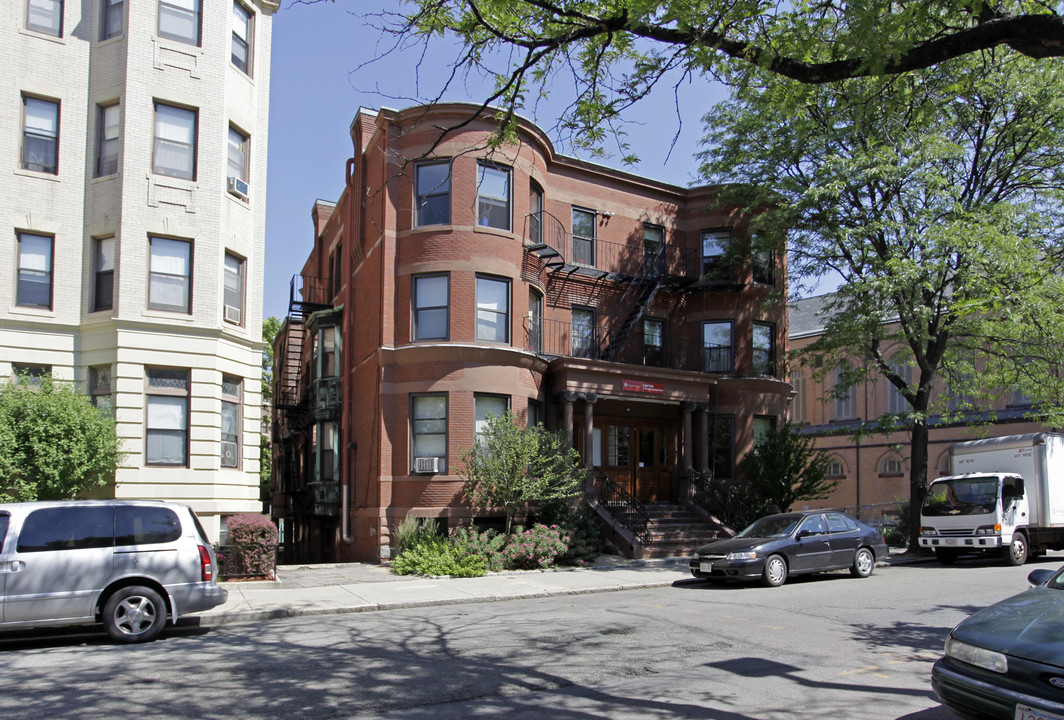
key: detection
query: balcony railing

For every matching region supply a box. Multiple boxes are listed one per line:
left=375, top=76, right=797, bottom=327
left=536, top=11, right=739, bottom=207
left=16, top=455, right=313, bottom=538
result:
left=289, top=275, right=332, bottom=315
left=310, top=376, right=342, bottom=420
left=525, top=317, right=737, bottom=375
left=524, top=212, right=697, bottom=280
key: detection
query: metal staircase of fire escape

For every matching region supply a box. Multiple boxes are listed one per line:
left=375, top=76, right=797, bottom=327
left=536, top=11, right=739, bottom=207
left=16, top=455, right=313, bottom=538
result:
left=599, top=274, right=662, bottom=362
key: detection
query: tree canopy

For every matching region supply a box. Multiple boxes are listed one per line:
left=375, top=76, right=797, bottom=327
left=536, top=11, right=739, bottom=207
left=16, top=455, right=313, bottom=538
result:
left=365, top=0, right=1064, bottom=159
left=0, top=375, right=125, bottom=502
left=700, top=49, right=1064, bottom=546
left=457, top=410, right=585, bottom=534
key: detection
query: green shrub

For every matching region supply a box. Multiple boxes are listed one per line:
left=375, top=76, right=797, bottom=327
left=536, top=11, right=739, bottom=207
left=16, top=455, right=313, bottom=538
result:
left=394, top=515, right=441, bottom=555
left=501, top=524, right=568, bottom=570
left=451, top=526, right=508, bottom=571
left=392, top=536, right=486, bottom=577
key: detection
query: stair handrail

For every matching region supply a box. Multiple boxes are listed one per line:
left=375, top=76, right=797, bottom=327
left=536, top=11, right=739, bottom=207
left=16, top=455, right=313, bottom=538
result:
left=690, top=471, right=758, bottom=533
left=593, top=470, right=652, bottom=545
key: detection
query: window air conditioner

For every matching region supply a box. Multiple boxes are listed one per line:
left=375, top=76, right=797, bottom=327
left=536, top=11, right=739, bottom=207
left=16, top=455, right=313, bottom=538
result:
left=227, top=176, right=249, bottom=199
left=221, top=441, right=238, bottom=467
left=414, top=456, right=439, bottom=473
left=224, top=304, right=242, bottom=324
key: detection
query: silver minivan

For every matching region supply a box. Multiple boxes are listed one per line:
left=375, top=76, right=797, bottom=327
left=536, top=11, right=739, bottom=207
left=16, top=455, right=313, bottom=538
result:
left=0, top=500, right=228, bottom=643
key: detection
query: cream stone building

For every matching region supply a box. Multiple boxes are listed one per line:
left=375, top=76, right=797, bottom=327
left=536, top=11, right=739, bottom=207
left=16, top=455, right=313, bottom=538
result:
left=2, top=0, right=277, bottom=538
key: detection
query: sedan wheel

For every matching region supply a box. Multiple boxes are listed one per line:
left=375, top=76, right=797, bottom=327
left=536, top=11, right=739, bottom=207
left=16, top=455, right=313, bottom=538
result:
left=761, top=554, right=788, bottom=587
left=850, top=547, right=875, bottom=578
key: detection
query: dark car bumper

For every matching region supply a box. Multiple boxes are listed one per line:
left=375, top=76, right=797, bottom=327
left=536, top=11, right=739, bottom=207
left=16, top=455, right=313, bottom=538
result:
left=932, top=657, right=1064, bottom=720
left=689, top=557, right=765, bottom=582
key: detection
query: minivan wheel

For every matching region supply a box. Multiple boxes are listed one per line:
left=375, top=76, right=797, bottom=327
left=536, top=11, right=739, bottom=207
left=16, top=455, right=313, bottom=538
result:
left=103, top=586, right=167, bottom=643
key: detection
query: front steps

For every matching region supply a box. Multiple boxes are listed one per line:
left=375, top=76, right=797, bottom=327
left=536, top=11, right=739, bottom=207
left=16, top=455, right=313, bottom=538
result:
left=642, top=503, right=732, bottom=559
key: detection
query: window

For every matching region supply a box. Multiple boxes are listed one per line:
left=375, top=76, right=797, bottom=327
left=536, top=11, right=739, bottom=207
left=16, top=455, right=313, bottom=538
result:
left=152, top=103, right=197, bottom=180
left=1011, top=389, right=1033, bottom=407
left=828, top=459, right=845, bottom=477
left=90, top=365, right=113, bottom=411
left=709, top=415, right=734, bottom=481
left=17, top=507, right=113, bottom=553
left=95, top=103, right=120, bottom=177
left=571, top=307, right=595, bottom=358
left=529, top=182, right=543, bottom=245
left=13, top=364, right=50, bottom=384
left=753, top=416, right=776, bottom=446
left=752, top=322, right=775, bottom=376
left=158, top=0, right=200, bottom=46
left=476, top=275, right=510, bottom=343
left=27, top=0, right=62, bottom=36
left=753, top=240, right=774, bottom=285
left=701, top=229, right=730, bottom=277
left=887, top=355, right=913, bottom=414
left=411, top=394, right=447, bottom=473
left=92, top=236, right=115, bottom=312
left=827, top=513, right=858, bottom=534
left=17, top=232, right=53, bottom=309
left=476, top=162, right=510, bottom=230
left=572, top=208, right=595, bottom=266
left=101, top=0, right=123, bottom=39
left=702, top=321, right=733, bottom=374
left=231, top=2, right=252, bottom=74
left=607, top=425, right=631, bottom=467
left=528, top=399, right=544, bottom=428
left=148, top=236, right=191, bottom=313
left=22, top=96, right=59, bottom=174
left=790, top=370, right=806, bottom=424
left=116, top=506, right=180, bottom=546
left=318, top=326, right=338, bottom=377
left=643, top=224, right=665, bottom=276
left=882, top=457, right=903, bottom=475
left=227, top=126, right=248, bottom=184
left=644, top=318, right=664, bottom=367
left=318, top=421, right=337, bottom=482
left=834, top=363, right=857, bottom=420
left=223, top=252, right=244, bottom=324
left=415, top=161, right=450, bottom=226
left=221, top=375, right=240, bottom=468
left=474, top=394, right=509, bottom=444
left=413, top=274, right=448, bottom=341
left=146, top=368, right=189, bottom=466
left=528, top=288, right=543, bottom=354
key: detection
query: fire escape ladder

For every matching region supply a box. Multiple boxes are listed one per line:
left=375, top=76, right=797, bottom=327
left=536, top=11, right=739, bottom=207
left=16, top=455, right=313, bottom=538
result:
left=601, top=276, right=661, bottom=361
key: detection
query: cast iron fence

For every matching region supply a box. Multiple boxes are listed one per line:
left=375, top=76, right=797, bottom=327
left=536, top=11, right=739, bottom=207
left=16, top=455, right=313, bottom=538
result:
left=215, top=543, right=278, bottom=580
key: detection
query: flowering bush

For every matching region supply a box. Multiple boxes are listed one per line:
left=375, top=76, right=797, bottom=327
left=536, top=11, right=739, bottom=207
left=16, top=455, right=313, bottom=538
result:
left=224, top=514, right=278, bottom=578
left=451, top=526, right=508, bottom=571
left=500, top=524, right=569, bottom=570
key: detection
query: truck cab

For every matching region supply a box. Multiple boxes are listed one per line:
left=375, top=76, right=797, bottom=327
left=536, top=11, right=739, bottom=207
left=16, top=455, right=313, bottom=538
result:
left=919, top=473, right=1030, bottom=565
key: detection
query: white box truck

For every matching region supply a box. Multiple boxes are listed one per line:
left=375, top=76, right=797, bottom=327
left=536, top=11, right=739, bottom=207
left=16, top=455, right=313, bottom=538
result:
left=918, top=432, right=1064, bottom=565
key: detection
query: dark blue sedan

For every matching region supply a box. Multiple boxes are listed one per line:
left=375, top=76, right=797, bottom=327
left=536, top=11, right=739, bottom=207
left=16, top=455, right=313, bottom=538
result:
left=933, top=566, right=1064, bottom=720
left=688, top=510, right=889, bottom=587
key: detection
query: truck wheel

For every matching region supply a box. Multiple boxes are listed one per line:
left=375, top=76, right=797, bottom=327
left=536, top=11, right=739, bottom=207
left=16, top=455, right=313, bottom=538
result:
left=1005, top=534, right=1028, bottom=566
left=935, top=549, right=958, bottom=565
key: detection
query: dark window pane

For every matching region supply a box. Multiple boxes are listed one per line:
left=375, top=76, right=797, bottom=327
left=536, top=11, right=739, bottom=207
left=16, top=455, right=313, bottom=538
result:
left=115, top=506, right=181, bottom=545
left=18, top=507, right=114, bottom=552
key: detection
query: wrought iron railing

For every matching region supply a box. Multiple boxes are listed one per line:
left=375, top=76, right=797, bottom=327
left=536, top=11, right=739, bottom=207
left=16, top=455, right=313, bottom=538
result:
left=524, top=317, right=737, bottom=375
left=289, top=275, right=332, bottom=315
left=524, top=212, right=697, bottom=280
left=214, top=543, right=277, bottom=580
left=594, top=471, right=652, bottom=545
left=691, top=472, right=758, bottom=533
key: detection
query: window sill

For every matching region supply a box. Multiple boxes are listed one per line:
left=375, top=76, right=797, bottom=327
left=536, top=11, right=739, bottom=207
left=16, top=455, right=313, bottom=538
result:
left=410, top=224, right=454, bottom=235
left=473, top=224, right=514, bottom=239
left=90, top=172, right=120, bottom=184
left=14, top=167, right=61, bottom=182
left=9, top=305, right=55, bottom=319
left=18, top=26, right=66, bottom=44
left=143, top=309, right=197, bottom=322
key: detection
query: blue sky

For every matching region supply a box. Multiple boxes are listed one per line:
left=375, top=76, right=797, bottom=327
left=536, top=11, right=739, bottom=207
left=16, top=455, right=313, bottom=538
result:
left=263, top=1, right=725, bottom=321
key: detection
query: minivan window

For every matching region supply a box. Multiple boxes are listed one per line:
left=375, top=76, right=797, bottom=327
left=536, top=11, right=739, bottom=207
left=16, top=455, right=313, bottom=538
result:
left=0, top=513, right=8, bottom=552
left=116, top=506, right=181, bottom=546
left=17, top=507, right=114, bottom=552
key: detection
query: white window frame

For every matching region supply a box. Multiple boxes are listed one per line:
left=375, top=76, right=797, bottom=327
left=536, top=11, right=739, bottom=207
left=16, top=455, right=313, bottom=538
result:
left=475, top=275, right=510, bottom=344
left=152, top=102, right=197, bottom=180
left=158, top=0, right=200, bottom=46
left=146, top=368, right=189, bottom=466
left=149, top=236, right=192, bottom=313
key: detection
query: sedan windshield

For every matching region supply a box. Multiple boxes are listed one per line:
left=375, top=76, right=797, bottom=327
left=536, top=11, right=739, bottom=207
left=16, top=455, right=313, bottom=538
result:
left=738, top=515, right=801, bottom=538
left=923, top=478, right=999, bottom=516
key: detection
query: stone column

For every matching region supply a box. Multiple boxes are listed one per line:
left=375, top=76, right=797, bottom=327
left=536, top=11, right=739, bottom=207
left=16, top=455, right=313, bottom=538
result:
left=561, top=392, right=576, bottom=450
left=582, top=393, right=597, bottom=472
left=681, top=402, right=695, bottom=472
left=698, top=406, right=710, bottom=474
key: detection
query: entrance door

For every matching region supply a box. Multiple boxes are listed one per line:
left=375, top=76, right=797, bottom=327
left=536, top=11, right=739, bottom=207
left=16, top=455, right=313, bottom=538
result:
left=598, top=421, right=673, bottom=503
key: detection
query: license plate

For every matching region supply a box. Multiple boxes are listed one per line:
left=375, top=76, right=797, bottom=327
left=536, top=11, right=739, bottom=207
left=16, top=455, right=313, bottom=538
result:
left=1016, top=703, right=1064, bottom=720
left=700, top=562, right=713, bottom=573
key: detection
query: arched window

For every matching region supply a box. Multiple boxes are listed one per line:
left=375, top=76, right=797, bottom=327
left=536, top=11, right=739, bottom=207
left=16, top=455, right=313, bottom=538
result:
left=834, top=363, right=857, bottom=420
left=887, top=355, right=913, bottom=414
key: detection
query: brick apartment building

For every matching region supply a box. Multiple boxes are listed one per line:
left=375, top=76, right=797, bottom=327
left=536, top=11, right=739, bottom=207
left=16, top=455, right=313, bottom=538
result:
left=272, top=104, right=792, bottom=563
left=2, top=0, right=276, bottom=539
left=789, top=294, right=1051, bottom=524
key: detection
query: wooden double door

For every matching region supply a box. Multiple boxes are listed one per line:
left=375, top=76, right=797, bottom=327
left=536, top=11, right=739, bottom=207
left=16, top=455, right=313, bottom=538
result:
left=589, top=419, right=675, bottom=503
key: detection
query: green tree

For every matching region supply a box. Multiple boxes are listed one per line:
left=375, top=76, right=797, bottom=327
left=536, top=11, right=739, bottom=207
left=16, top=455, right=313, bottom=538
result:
left=260, top=316, right=281, bottom=506
left=358, top=1, right=1063, bottom=160
left=700, top=50, right=1064, bottom=549
left=0, top=375, right=125, bottom=502
left=457, top=410, right=585, bottom=535
left=740, top=422, right=837, bottom=513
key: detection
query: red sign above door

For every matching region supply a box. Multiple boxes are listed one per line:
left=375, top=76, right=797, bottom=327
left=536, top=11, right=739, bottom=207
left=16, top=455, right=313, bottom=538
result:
left=622, top=379, right=663, bottom=394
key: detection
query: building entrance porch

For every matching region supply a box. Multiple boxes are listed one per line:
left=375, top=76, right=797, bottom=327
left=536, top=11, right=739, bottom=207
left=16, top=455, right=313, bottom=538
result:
left=575, top=419, right=676, bottom=502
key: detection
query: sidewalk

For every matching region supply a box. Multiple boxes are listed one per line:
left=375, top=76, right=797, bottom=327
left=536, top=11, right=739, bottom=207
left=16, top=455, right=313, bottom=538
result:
left=197, top=551, right=917, bottom=627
